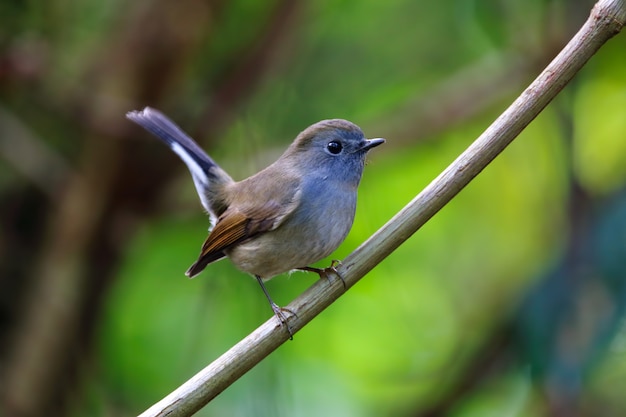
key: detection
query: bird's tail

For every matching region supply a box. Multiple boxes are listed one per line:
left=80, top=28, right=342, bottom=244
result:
left=126, top=107, right=233, bottom=217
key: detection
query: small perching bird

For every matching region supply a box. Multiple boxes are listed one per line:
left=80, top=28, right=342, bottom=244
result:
left=126, top=107, right=384, bottom=336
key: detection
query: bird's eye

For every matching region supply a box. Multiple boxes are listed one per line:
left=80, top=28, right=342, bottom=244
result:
left=326, top=141, right=343, bottom=155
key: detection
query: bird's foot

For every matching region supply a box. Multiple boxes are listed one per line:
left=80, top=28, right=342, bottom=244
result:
left=256, top=274, right=297, bottom=339
left=298, top=260, right=346, bottom=289
left=270, top=302, right=297, bottom=340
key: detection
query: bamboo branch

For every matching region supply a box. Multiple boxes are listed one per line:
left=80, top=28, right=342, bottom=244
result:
left=140, top=1, right=625, bottom=416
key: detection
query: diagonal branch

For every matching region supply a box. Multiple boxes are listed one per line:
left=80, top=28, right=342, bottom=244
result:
left=140, top=1, right=625, bottom=416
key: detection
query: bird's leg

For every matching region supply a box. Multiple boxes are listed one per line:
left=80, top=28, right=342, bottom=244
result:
left=255, top=275, right=296, bottom=339
left=297, top=260, right=346, bottom=289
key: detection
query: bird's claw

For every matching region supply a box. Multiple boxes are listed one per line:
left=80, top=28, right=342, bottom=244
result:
left=270, top=302, right=297, bottom=340
left=324, top=260, right=346, bottom=289
left=298, top=260, right=346, bottom=289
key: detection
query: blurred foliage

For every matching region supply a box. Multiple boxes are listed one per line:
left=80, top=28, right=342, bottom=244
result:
left=1, top=0, right=626, bottom=416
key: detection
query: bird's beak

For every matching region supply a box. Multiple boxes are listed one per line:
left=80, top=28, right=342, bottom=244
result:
left=362, top=138, right=385, bottom=151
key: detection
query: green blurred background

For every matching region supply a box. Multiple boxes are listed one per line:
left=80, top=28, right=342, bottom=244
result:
left=2, top=0, right=626, bottom=416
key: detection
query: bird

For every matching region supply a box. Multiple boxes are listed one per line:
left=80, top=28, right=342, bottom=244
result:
left=126, top=107, right=384, bottom=335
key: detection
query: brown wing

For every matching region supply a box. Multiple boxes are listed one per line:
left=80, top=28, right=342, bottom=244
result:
left=185, top=189, right=302, bottom=277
